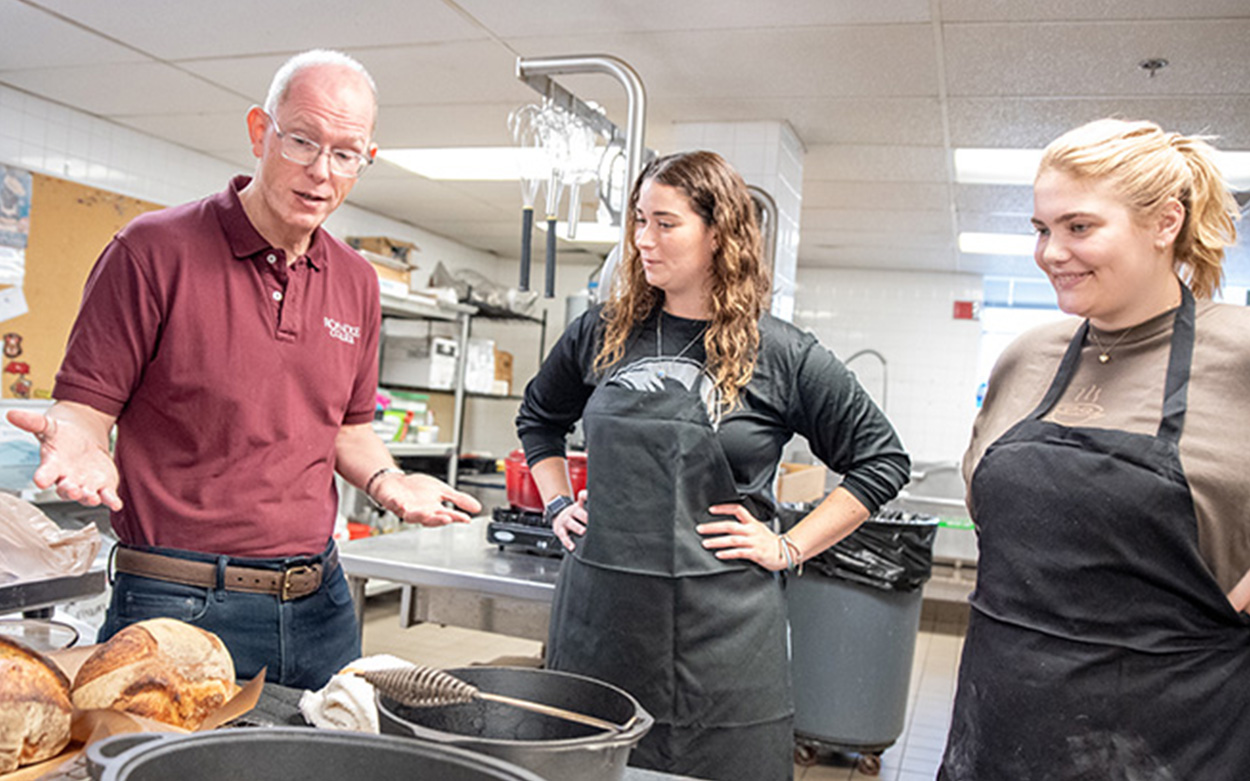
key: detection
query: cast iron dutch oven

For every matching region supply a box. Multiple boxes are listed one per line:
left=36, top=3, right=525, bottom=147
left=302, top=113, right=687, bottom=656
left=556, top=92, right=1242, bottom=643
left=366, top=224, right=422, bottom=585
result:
left=86, top=728, right=547, bottom=781
left=377, top=666, right=653, bottom=781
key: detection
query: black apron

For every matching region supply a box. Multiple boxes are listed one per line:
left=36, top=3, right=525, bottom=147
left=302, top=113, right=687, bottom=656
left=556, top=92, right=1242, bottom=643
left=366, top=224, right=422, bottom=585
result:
left=546, top=348, right=793, bottom=781
left=939, top=286, right=1250, bottom=780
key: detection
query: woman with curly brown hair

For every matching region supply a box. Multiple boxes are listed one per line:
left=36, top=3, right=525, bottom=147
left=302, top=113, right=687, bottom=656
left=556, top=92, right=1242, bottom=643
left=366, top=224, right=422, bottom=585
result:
left=939, top=119, right=1250, bottom=779
left=516, top=150, right=909, bottom=780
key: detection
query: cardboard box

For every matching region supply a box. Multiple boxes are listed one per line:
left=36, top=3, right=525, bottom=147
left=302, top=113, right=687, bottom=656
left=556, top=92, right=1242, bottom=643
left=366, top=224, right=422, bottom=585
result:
left=776, top=462, right=828, bottom=504
left=358, top=249, right=412, bottom=298
left=494, top=349, right=514, bottom=395
left=347, top=235, right=417, bottom=264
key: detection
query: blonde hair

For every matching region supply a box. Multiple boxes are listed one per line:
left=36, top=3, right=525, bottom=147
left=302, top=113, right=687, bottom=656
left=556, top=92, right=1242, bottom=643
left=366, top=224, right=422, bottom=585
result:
left=595, top=151, right=771, bottom=412
left=1037, top=118, right=1239, bottom=298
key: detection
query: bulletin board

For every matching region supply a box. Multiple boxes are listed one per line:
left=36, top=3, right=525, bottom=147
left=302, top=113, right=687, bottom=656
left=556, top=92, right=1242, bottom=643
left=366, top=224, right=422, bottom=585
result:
left=1, top=173, right=161, bottom=399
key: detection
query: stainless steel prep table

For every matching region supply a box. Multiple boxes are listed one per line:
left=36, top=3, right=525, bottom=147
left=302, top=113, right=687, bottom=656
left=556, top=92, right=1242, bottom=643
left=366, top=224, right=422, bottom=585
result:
left=338, top=516, right=561, bottom=639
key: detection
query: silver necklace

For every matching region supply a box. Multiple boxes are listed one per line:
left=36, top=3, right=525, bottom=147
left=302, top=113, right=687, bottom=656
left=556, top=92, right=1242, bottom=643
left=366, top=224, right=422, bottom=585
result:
left=656, top=313, right=706, bottom=361
left=1087, top=324, right=1134, bottom=364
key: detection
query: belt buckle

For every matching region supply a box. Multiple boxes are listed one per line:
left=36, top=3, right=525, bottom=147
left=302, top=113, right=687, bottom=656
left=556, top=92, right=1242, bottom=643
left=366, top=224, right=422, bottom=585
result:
left=281, top=564, right=315, bottom=601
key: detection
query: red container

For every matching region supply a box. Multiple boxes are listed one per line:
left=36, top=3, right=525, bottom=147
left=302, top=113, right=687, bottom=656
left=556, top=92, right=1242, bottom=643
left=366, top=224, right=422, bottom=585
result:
left=505, top=449, right=587, bottom=512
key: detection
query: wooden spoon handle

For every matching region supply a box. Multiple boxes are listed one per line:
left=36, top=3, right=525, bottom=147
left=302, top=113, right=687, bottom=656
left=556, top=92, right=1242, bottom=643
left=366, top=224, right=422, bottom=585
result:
left=477, top=691, right=631, bottom=732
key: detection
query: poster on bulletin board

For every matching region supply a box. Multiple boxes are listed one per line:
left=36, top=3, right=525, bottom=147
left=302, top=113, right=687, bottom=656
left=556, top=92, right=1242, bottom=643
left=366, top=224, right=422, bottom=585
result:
left=0, top=170, right=161, bottom=400
left=0, top=165, right=32, bottom=287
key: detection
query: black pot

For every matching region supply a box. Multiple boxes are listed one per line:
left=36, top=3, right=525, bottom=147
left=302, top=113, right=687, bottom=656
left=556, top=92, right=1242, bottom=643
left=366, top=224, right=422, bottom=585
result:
left=378, top=666, right=653, bottom=781
left=86, top=728, right=546, bottom=781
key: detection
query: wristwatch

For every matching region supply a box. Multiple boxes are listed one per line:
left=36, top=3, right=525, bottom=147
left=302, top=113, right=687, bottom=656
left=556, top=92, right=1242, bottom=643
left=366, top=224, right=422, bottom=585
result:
left=543, top=494, right=576, bottom=525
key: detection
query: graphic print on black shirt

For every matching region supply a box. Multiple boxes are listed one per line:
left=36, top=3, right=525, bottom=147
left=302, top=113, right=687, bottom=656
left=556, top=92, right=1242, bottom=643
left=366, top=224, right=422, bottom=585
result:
left=607, top=355, right=720, bottom=427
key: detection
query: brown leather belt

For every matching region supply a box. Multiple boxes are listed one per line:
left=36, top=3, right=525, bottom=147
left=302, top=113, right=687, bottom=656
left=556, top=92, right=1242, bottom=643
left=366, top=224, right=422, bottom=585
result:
left=113, top=545, right=338, bottom=602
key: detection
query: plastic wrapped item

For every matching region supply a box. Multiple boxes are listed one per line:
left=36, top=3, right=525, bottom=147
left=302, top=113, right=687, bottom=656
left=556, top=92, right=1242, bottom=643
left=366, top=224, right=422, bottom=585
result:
left=0, top=492, right=101, bottom=585
left=430, top=262, right=539, bottom=316
left=780, top=505, right=938, bottom=592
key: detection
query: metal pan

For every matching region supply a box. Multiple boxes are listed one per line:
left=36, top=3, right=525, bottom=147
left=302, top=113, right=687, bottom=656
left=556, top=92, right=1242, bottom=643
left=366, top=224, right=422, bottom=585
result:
left=86, top=727, right=546, bottom=781
left=378, top=666, right=653, bottom=781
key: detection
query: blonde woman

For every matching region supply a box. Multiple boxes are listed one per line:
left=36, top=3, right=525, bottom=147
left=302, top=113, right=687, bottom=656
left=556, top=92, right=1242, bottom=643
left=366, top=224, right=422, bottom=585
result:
left=516, top=150, right=909, bottom=780
left=940, top=119, right=1250, bottom=779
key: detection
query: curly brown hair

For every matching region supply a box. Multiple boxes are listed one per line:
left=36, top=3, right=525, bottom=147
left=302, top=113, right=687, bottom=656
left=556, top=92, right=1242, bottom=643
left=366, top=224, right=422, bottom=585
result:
left=594, top=150, right=771, bottom=412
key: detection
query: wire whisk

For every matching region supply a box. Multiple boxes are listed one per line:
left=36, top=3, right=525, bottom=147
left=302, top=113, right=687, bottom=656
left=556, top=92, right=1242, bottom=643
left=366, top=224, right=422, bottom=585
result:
left=358, top=665, right=633, bottom=733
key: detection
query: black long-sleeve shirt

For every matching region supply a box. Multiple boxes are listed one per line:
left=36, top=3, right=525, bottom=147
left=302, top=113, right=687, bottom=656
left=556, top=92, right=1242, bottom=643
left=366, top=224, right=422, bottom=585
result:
left=517, top=306, right=910, bottom=518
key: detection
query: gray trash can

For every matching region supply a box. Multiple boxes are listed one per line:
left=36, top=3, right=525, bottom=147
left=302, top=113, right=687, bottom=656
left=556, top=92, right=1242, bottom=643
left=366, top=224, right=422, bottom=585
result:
left=782, top=508, right=939, bottom=775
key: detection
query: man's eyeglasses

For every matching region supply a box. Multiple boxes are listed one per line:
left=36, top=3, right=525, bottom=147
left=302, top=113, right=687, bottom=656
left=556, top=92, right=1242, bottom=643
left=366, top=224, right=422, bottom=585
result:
left=267, top=113, right=372, bottom=178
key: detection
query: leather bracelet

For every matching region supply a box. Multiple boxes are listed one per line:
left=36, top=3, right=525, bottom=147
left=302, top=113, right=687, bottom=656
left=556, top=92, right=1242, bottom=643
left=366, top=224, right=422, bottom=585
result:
left=365, top=466, right=404, bottom=503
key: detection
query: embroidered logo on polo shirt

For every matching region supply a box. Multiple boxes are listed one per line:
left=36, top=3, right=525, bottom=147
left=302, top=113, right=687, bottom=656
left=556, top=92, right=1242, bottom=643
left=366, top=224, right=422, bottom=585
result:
left=324, top=317, right=361, bottom=345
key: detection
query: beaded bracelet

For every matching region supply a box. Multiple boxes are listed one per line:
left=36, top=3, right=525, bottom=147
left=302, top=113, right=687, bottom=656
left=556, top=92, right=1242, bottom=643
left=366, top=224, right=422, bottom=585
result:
left=365, top=466, right=404, bottom=503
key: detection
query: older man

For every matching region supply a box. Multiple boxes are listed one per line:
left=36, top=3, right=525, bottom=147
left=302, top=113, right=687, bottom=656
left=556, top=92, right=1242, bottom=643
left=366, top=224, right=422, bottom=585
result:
left=8, top=50, right=479, bottom=688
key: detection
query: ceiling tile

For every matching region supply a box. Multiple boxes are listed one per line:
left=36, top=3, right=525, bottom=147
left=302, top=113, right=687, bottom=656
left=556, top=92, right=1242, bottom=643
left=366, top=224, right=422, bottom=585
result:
left=957, top=211, right=1037, bottom=235
left=459, top=0, right=933, bottom=37
left=956, top=254, right=1047, bottom=278
left=507, top=25, right=941, bottom=100
left=948, top=96, right=1250, bottom=149
left=801, top=181, right=950, bottom=211
left=804, top=145, right=949, bottom=183
left=1, top=62, right=251, bottom=115
left=941, top=0, right=1250, bottom=22
left=801, top=228, right=954, bottom=252
left=802, top=207, right=952, bottom=234
left=0, top=0, right=146, bottom=70
left=955, top=184, right=1035, bottom=216
left=31, top=0, right=486, bottom=60
left=943, top=20, right=1250, bottom=97
left=112, top=111, right=250, bottom=154
left=799, top=246, right=961, bottom=272
left=668, top=97, right=945, bottom=147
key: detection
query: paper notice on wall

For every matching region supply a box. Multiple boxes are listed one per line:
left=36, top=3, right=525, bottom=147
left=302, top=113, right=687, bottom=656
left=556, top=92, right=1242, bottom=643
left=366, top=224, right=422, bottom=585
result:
left=0, top=246, right=25, bottom=286
left=0, top=166, right=32, bottom=287
left=0, top=285, right=28, bottom=323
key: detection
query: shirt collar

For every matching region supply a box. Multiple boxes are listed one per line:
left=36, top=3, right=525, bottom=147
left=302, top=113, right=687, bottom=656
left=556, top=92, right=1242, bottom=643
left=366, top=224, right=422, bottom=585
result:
left=215, top=175, right=325, bottom=271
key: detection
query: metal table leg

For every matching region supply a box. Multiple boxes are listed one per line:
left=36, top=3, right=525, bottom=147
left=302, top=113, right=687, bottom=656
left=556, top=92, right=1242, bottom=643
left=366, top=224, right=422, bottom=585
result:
left=347, top=574, right=367, bottom=642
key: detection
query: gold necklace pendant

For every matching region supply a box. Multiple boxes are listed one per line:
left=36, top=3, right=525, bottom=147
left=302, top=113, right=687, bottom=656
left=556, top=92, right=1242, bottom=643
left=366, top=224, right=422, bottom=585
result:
left=1088, top=324, right=1133, bottom=363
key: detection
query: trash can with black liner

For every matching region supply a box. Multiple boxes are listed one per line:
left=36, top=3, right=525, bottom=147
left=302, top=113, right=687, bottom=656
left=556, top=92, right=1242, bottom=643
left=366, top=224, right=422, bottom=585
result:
left=781, top=506, right=939, bottom=775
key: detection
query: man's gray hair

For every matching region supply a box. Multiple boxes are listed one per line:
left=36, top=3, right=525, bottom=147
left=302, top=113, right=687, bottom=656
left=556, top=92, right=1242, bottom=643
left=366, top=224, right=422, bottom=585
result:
left=263, top=49, right=378, bottom=116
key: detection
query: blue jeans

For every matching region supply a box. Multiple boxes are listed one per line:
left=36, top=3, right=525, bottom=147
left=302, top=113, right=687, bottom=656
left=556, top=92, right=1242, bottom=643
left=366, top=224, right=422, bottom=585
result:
left=101, top=541, right=360, bottom=689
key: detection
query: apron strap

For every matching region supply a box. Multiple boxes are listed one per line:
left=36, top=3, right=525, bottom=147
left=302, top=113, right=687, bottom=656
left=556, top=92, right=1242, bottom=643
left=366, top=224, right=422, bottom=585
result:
left=1025, top=320, right=1090, bottom=421
left=1157, top=284, right=1195, bottom=444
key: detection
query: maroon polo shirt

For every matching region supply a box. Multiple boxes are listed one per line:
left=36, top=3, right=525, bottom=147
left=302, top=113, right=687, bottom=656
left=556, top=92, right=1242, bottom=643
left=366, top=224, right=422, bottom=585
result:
left=55, top=176, right=381, bottom=557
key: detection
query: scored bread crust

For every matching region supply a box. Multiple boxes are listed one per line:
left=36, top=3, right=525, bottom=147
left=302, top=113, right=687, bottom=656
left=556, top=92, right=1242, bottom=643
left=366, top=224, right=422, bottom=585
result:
left=0, top=635, right=73, bottom=773
left=71, top=618, right=236, bottom=730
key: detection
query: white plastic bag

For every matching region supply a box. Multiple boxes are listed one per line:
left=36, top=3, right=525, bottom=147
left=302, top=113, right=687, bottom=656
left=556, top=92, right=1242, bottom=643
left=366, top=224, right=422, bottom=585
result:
left=0, top=491, right=101, bottom=585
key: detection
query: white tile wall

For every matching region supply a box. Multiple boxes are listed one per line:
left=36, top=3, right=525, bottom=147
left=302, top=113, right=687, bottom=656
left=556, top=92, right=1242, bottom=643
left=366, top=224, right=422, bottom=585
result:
left=793, top=267, right=983, bottom=465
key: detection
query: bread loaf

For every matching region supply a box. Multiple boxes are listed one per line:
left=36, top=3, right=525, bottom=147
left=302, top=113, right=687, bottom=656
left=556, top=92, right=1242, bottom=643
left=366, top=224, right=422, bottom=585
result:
left=0, top=635, right=73, bottom=773
left=71, top=618, right=236, bottom=730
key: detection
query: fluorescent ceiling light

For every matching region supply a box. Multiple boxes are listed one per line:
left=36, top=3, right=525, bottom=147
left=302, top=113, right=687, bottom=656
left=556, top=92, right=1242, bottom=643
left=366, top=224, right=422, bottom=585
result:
left=955, top=147, right=1250, bottom=190
left=954, top=149, right=1044, bottom=186
left=1215, top=151, right=1250, bottom=190
left=541, top=220, right=621, bottom=245
left=379, top=147, right=549, bottom=181
left=959, top=232, right=1036, bottom=256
